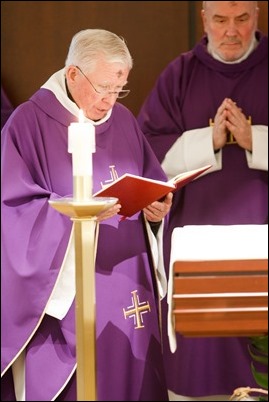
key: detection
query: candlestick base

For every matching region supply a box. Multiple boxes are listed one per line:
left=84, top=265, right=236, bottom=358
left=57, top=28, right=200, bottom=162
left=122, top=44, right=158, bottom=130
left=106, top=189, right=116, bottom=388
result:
left=49, top=196, right=118, bottom=218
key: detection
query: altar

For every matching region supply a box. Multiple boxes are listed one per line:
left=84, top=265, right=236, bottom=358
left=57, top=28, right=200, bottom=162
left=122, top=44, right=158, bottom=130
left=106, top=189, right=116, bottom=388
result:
left=167, top=225, right=268, bottom=351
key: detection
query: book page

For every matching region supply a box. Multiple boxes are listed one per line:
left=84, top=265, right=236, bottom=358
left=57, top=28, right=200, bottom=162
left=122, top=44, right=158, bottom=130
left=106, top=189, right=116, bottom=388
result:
left=168, top=164, right=211, bottom=191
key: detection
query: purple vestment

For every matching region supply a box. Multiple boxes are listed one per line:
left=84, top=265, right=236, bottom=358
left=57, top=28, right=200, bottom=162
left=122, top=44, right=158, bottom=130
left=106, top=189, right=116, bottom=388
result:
left=1, top=87, right=169, bottom=401
left=1, top=85, right=14, bottom=130
left=137, top=32, right=268, bottom=397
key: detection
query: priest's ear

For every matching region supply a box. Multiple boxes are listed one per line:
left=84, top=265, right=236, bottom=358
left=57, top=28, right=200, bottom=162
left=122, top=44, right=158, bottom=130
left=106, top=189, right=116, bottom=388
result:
left=65, top=65, right=80, bottom=85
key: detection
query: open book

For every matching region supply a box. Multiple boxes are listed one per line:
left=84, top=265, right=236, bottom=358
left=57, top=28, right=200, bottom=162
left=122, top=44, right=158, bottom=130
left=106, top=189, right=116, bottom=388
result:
left=93, top=164, right=211, bottom=218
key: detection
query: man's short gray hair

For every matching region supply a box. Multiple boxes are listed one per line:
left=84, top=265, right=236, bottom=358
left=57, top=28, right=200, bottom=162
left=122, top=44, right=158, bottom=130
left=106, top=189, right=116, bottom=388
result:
left=202, top=1, right=258, bottom=11
left=65, top=29, right=133, bottom=73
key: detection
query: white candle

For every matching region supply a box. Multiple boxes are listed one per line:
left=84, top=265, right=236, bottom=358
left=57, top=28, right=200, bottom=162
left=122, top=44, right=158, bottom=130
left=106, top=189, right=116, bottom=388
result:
left=68, top=110, right=96, bottom=201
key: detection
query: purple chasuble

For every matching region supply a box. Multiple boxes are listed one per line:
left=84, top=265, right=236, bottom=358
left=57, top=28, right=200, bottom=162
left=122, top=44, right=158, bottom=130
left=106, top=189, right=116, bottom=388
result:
left=1, top=85, right=14, bottom=130
left=1, top=88, right=169, bottom=401
left=137, top=32, right=268, bottom=397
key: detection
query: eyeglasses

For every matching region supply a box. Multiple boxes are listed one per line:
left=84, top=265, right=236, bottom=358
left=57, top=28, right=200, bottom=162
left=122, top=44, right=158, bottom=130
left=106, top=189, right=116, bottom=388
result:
left=76, top=66, right=130, bottom=99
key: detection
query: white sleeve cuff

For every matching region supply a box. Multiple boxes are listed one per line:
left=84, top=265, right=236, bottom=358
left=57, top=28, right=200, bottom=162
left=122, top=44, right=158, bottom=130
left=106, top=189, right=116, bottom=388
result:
left=161, top=127, right=221, bottom=179
left=246, top=125, right=268, bottom=171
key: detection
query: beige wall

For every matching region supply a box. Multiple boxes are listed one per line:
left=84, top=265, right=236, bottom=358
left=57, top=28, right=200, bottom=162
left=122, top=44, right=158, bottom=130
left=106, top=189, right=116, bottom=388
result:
left=1, top=1, right=268, bottom=116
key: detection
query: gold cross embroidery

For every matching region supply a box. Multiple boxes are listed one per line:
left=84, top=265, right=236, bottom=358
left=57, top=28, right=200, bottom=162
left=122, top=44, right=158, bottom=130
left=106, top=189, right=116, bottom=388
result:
left=100, top=165, right=119, bottom=188
left=123, top=290, right=151, bottom=329
left=209, top=116, right=252, bottom=144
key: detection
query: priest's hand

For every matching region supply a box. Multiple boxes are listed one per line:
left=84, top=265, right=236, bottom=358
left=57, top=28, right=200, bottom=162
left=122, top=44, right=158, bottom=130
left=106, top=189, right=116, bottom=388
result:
left=212, top=98, right=230, bottom=151
left=97, top=203, right=122, bottom=222
left=213, top=98, right=252, bottom=152
left=143, top=192, right=173, bottom=223
left=225, top=99, right=252, bottom=151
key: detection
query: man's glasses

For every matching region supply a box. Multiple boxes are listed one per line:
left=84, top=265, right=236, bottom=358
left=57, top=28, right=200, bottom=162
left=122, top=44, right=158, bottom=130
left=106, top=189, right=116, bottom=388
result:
left=76, top=66, right=130, bottom=99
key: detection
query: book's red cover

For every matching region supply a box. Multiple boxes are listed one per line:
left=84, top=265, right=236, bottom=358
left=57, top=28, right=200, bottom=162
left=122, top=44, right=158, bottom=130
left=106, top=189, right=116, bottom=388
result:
left=94, top=165, right=211, bottom=218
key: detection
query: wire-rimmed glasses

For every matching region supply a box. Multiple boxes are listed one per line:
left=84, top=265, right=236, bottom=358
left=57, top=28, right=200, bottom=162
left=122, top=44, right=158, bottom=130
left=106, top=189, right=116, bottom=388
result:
left=76, top=66, right=130, bottom=99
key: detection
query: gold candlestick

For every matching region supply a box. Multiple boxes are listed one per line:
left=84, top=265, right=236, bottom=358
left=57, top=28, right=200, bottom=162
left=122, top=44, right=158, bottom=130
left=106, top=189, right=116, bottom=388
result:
left=49, top=196, right=117, bottom=400
left=49, top=110, right=117, bottom=400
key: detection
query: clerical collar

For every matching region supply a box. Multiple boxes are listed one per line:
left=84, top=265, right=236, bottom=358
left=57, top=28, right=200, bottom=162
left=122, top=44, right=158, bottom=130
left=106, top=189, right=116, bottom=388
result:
left=208, top=35, right=258, bottom=64
left=65, top=78, right=76, bottom=104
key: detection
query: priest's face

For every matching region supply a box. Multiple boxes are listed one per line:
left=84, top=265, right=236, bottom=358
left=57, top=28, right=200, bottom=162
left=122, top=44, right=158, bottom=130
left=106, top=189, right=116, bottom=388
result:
left=67, top=60, right=130, bottom=121
left=201, top=1, right=258, bottom=62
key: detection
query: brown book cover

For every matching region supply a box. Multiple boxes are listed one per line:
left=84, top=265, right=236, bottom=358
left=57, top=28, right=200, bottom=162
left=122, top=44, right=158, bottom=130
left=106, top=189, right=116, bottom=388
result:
left=93, top=164, right=211, bottom=218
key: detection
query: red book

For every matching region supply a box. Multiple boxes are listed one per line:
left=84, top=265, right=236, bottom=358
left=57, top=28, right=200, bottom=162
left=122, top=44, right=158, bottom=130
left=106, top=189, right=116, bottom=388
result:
left=93, top=164, right=211, bottom=218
